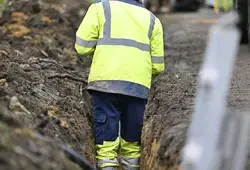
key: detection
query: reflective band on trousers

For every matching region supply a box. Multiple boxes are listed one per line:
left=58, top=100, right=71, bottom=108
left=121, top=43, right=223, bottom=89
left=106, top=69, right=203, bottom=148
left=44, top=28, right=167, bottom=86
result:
left=98, top=159, right=119, bottom=167
left=100, top=0, right=155, bottom=52
left=121, top=157, right=140, bottom=166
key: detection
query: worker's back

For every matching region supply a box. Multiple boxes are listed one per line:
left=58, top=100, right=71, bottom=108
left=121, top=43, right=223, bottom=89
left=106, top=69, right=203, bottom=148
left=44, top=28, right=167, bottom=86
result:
left=106, top=0, right=153, bottom=46
left=75, top=1, right=165, bottom=169
left=75, top=0, right=164, bottom=99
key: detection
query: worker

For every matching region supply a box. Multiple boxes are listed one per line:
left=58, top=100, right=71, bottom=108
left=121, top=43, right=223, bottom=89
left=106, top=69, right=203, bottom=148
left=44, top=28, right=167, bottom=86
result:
left=213, top=0, right=234, bottom=12
left=75, top=0, right=164, bottom=169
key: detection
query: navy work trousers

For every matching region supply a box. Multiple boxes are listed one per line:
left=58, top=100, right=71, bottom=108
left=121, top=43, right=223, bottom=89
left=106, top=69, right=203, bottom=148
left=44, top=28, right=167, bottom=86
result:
left=90, top=91, right=148, bottom=145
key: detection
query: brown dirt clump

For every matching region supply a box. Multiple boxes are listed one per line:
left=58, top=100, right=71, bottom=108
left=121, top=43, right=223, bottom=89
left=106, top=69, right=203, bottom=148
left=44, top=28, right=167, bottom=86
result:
left=0, top=0, right=95, bottom=169
left=0, top=101, right=83, bottom=170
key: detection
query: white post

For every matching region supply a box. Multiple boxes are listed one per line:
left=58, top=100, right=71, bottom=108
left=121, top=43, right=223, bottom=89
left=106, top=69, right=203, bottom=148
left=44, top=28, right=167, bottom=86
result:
left=181, top=11, right=241, bottom=170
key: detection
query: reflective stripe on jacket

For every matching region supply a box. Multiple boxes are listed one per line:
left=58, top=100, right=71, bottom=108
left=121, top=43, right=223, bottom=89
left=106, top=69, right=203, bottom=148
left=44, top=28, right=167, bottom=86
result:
left=75, top=0, right=165, bottom=99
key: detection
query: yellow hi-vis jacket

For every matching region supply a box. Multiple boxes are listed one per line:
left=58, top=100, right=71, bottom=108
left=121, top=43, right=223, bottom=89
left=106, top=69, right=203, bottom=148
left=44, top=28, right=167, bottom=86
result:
left=75, top=0, right=165, bottom=99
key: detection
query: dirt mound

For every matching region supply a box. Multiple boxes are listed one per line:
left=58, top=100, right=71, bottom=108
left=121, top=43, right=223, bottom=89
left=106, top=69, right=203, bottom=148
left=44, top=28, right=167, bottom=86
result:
left=0, top=0, right=95, bottom=168
left=0, top=100, right=83, bottom=170
left=141, top=13, right=219, bottom=170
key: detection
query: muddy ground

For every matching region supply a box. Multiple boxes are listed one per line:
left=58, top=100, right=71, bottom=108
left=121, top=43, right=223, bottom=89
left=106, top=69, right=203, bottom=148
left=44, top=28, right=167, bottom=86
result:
left=1, top=1, right=250, bottom=170
left=141, top=12, right=219, bottom=170
left=141, top=11, right=250, bottom=170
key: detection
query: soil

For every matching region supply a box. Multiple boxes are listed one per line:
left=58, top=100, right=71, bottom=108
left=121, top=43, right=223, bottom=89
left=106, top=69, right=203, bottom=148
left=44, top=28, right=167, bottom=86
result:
left=0, top=0, right=95, bottom=169
left=1, top=1, right=250, bottom=170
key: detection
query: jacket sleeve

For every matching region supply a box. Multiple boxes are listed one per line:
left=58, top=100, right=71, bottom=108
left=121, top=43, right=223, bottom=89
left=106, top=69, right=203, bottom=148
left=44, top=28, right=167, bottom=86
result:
left=150, top=18, right=165, bottom=75
left=75, top=4, right=99, bottom=56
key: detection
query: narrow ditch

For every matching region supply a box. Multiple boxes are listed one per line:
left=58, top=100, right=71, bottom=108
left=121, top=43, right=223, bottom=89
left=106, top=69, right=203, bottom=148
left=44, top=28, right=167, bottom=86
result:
left=141, top=14, right=217, bottom=170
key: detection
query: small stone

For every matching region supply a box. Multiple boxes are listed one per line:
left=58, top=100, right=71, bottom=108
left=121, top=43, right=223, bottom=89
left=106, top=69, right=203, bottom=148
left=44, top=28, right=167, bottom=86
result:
left=47, top=105, right=60, bottom=113
left=47, top=110, right=58, bottom=119
left=0, top=50, right=8, bottom=55
left=9, top=96, right=32, bottom=115
left=31, top=63, right=42, bottom=69
left=0, top=79, right=6, bottom=86
left=39, top=62, right=50, bottom=69
left=20, top=64, right=31, bottom=71
left=69, top=118, right=75, bottom=124
left=60, top=119, right=69, bottom=129
left=28, top=57, right=39, bottom=63
left=14, top=50, right=23, bottom=56
left=40, top=50, right=49, bottom=57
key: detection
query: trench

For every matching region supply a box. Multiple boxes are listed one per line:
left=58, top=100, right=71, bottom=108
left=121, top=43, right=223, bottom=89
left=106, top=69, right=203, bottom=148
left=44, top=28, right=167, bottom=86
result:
left=1, top=1, right=249, bottom=170
left=141, top=12, right=250, bottom=170
left=0, top=1, right=218, bottom=169
left=140, top=12, right=221, bottom=170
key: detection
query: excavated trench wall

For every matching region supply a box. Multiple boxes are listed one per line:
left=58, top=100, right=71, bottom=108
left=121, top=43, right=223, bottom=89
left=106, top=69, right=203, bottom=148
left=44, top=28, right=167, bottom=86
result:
left=141, top=13, right=220, bottom=170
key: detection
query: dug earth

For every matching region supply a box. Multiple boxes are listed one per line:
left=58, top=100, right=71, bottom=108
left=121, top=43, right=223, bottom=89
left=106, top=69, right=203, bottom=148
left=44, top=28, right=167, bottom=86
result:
left=1, top=1, right=249, bottom=170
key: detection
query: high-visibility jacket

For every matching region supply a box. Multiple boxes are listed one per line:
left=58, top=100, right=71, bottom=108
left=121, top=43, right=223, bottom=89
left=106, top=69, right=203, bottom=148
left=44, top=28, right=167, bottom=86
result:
left=75, top=0, right=165, bottom=99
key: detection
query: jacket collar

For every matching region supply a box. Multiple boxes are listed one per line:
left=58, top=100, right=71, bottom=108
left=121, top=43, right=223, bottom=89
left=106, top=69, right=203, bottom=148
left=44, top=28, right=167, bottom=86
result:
left=95, top=0, right=144, bottom=8
left=117, top=0, right=144, bottom=7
